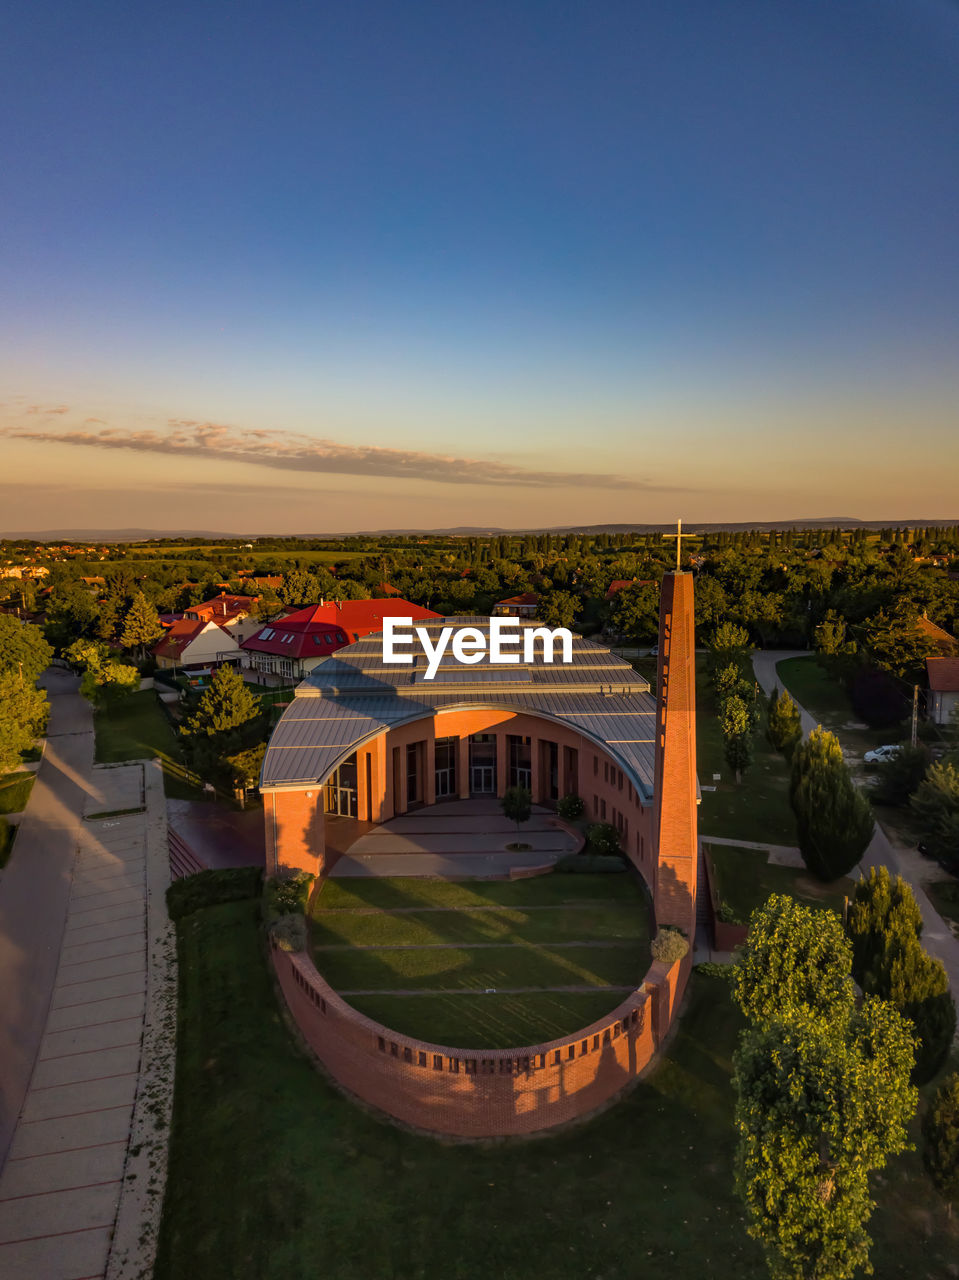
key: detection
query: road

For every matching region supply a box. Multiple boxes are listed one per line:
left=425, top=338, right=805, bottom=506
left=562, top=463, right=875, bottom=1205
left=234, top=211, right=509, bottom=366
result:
left=752, top=650, right=959, bottom=1002
left=0, top=668, right=93, bottom=1171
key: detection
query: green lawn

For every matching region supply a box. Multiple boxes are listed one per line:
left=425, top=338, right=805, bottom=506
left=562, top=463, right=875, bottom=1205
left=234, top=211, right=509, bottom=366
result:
left=775, top=657, right=891, bottom=759
left=155, top=896, right=959, bottom=1280
left=705, top=843, right=856, bottom=924
left=0, top=771, right=34, bottom=816
left=696, top=656, right=798, bottom=845
left=93, top=689, right=204, bottom=800
left=309, top=873, right=651, bottom=1047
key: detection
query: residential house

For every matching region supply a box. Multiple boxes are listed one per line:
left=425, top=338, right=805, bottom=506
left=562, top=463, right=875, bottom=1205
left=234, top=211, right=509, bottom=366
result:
left=926, top=657, right=959, bottom=726
left=492, top=592, right=540, bottom=618
left=240, top=599, right=442, bottom=682
left=153, top=619, right=241, bottom=673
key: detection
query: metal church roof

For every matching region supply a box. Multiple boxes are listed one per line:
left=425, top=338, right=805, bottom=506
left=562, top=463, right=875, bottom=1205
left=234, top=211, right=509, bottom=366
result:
left=260, top=617, right=659, bottom=799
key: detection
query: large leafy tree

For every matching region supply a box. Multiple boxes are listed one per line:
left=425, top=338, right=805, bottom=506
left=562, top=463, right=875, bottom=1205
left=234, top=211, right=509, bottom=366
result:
left=733, top=999, right=917, bottom=1280
left=790, top=728, right=874, bottom=881
left=606, top=581, right=659, bottom=643
left=0, top=672, right=49, bottom=773
left=733, top=895, right=855, bottom=1028
left=0, top=614, right=53, bottom=683
left=910, top=761, right=959, bottom=866
left=720, top=693, right=754, bottom=783
left=184, top=666, right=263, bottom=783
left=537, top=590, right=578, bottom=629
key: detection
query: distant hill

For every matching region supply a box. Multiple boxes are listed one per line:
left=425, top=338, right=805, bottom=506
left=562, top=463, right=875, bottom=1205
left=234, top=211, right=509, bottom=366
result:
left=2, top=518, right=956, bottom=543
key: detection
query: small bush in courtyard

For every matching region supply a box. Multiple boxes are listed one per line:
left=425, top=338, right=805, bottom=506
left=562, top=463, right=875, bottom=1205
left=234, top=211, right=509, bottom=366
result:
left=651, top=926, right=688, bottom=964
left=586, top=822, right=622, bottom=857
left=264, top=870, right=315, bottom=922
left=270, top=913, right=307, bottom=952
left=557, top=793, right=585, bottom=821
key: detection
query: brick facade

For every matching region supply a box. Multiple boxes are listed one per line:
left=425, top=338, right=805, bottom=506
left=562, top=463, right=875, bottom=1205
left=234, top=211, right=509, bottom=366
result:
left=273, top=943, right=689, bottom=1139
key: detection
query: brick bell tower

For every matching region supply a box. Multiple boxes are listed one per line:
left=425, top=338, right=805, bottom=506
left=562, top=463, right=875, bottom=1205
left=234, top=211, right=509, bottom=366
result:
left=652, top=522, right=698, bottom=935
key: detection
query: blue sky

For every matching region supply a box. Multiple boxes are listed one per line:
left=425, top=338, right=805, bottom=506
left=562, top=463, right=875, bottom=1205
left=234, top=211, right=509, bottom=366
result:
left=2, top=0, right=958, bottom=531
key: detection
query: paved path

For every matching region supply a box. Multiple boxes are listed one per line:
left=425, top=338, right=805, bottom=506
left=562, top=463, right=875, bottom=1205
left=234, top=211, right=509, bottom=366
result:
left=329, top=798, right=577, bottom=879
left=0, top=671, right=173, bottom=1280
left=0, top=668, right=93, bottom=1171
left=752, top=650, right=959, bottom=1001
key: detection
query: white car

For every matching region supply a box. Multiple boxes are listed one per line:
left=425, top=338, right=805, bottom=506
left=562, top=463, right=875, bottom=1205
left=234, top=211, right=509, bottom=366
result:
left=863, top=744, right=902, bottom=765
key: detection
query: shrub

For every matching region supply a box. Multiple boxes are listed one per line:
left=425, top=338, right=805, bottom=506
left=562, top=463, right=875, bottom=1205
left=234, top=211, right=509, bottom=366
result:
left=270, top=913, right=307, bottom=952
left=166, top=866, right=263, bottom=921
left=848, top=866, right=923, bottom=992
left=790, top=727, right=874, bottom=880
left=888, top=941, right=955, bottom=1084
left=850, top=666, right=909, bottom=728
left=501, top=785, right=532, bottom=832
left=923, top=1073, right=959, bottom=1203
left=767, top=686, right=802, bottom=758
left=557, top=793, right=585, bottom=821
left=651, top=926, right=689, bottom=964
left=911, top=761, right=959, bottom=863
left=870, top=745, right=930, bottom=806
left=694, top=961, right=734, bottom=980
left=553, top=853, right=626, bottom=873
left=263, top=870, right=315, bottom=923
left=716, top=900, right=744, bottom=924
left=586, top=821, right=622, bottom=857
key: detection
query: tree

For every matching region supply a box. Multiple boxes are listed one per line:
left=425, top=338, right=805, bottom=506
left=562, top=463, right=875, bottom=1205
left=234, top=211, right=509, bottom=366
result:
left=720, top=693, right=754, bottom=783
left=848, top=866, right=923, bottom=992
left=923, top=1073, right=959, bottom=1207
left=861, top=602, right=938, bottom=677
left=80, top=661, right=140, bottom=707
left=119, top=591, right=163, bottom=658
left=706, top=622, right=752, bottom=679
left=607, top=581, right=659, bottom=643
left=767, top=686, right=802, bottom=758
left=733, top=896, right=855, bottom=1028
left=537, top=591, right=577, bottom=629
left=186, top=666, right=260, bottom=740
left=848, top=865, right=956, bottom=1083
left=0, top=673, right=49, bottom=773
left=586, top=821, right=622, bottom=857
left=790, top=728, right=874, bottom=881
left=501, top=785, right=532, bottom=836
left=734, top=999, right=917, bottom=1280
left=65, top=638, right=110, bottom=674
left=910, top=761, right=959, bottom=864
left=0, top=614, right=53, bottom=683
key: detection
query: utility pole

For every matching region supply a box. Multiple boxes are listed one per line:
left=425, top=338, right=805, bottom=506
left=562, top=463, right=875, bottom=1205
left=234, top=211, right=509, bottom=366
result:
left=911, top=683, right=919, bottom=748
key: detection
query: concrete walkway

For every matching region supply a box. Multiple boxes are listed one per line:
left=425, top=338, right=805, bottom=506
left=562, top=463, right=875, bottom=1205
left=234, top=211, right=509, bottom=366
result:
left=329, top=798, right=578, bottom=879
left=0, top=667, right=93, bottom=1171
left=751, top=650, right=959, bottom=1001
left=0, top=676, right=173, bottom=1280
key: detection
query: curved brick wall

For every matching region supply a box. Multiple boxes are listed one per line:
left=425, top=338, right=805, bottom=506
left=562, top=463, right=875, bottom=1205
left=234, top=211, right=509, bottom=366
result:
left=273, top=943, right=690, bottom=1139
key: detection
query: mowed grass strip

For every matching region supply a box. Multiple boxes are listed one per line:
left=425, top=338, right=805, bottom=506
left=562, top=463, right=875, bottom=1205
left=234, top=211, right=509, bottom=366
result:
left=311, top=902, right=645, bottom=948
left=315, top=873, right=639, bottom=912
left=346, top=991, right=633, bottom=1049
left=706, top=844, right=856, bottom=921
left=317, top=940, right=648, bottom=993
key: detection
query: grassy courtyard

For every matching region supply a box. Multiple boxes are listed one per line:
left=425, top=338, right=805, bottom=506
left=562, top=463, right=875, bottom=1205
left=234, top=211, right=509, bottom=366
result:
left=93, top=688, right=204, bottom=800
left=155, top=894, right=958, bottom=1280
left=309, top=874, right=652, bottom=1048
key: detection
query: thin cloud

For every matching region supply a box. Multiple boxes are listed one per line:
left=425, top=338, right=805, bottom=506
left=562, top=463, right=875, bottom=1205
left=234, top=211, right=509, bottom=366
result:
left=25, top=404, right=70, bottom=415
left=5, top=420, right=653, bottom=490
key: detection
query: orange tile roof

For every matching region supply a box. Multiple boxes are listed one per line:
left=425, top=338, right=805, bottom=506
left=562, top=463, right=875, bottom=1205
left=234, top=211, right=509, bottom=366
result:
left=927, top=657, right=959, bottom=692
left=917, top=615, right=958, bottom=654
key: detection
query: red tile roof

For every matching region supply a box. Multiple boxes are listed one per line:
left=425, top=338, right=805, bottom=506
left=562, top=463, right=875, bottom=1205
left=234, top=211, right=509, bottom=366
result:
left=184, top=593, right=258, bottom=624
left=154, top=619, right=231, bottom=660
left=495, top=592, right=540, bottom=609
left=241, top=599, right=442, bottom=659
left=927, top=657, right=959, bottom=692
left=604, top=578, right=655, bottom=600
left=916, top=615, right=958, bottom=655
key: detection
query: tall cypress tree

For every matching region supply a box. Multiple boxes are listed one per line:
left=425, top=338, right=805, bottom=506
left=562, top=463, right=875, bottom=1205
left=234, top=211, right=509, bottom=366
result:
left=789, top=727, right=874, bottom=880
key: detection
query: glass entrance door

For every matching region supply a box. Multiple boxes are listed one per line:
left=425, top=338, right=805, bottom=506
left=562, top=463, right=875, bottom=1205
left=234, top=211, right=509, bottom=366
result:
left=434, top=737, right=457, bottom=799
left=324, top=754, right=358, bottom=817
left=470, top=765, right=495, bottom=793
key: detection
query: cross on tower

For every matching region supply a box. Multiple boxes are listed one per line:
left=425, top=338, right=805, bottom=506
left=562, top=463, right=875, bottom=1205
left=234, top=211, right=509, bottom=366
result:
left=663, top=518, right=689, bottom=572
